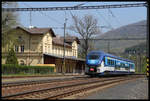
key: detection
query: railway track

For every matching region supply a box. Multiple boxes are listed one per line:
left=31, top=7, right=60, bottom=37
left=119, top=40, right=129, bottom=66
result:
left=2, top=76, right=87, bottom=88
left=2, top=75, right=143, bottom=100
left=2, top=77, right=91, bottom=96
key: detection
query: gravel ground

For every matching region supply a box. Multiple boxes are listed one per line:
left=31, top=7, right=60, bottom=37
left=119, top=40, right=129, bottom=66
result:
left=81, top=78, right=148, bottom=99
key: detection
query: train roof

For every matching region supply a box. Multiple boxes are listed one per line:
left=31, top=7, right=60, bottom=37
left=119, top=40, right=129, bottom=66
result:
left=88, top=51, right=134, bottom=63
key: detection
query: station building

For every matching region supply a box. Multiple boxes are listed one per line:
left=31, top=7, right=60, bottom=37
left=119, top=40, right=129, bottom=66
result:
left=2, top=26, right=85, bottom=74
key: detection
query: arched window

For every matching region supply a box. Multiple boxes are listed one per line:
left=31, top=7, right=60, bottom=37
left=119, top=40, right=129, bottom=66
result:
left=21, top=45, right=24, bottom=53
left=18, top=36, right=22, bottom=42
left=14, top=45, right=19, bottom=52
left=20, top=60, right=25, bottom=65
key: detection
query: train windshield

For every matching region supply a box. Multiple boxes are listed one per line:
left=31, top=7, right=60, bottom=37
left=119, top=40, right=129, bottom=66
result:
left=88, top=54, right=100, bottom=59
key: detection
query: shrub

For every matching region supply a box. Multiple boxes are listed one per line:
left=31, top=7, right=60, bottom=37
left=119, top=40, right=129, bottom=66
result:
left=5, top=48, right=18, bottom=65
left=2, top=64, right=54, bottom=75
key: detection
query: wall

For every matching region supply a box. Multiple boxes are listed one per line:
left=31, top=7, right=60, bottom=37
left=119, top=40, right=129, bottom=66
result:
left=72, top=41, right=78, bottom=57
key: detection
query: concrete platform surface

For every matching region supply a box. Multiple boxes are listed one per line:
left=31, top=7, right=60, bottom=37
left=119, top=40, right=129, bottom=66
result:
left=81, top=78, right=148, bottom=99
left=2, top=74, right=86, bottom=84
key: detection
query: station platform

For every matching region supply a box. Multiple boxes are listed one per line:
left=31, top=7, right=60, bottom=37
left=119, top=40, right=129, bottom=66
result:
left=2, top=73, right=86, bottom=84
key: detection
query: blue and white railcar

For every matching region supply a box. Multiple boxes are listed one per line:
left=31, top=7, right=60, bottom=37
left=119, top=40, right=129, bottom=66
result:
left=85, top=51, right=135, bottom=76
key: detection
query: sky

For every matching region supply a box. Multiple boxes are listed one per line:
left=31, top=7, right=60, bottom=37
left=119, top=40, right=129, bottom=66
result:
left=16, top=1, right=147, bottom=37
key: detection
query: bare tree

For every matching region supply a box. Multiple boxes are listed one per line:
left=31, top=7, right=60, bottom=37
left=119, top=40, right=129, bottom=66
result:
left=69, top=14, right=101, bottom=58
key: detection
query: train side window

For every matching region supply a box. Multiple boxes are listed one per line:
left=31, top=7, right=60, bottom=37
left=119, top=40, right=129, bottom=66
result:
left=103, top=57, right=105, bottom=62
left=108, top=59, right=110, bottom=65
left=120, top=62, right=125, bottom=68
left=129, top=64, right=131, bottom=68
left=110, top=60, right=112, bottom=66
left=133, top=64, right=135, bottom=68
left=131, top=64, right=134, bottom=69
left=104, top=57, right=108, bottom=66
left=123, top=63, right=125, bottom=68
left=115, top=60, right=116, bottom=66
left=111, top=60, right=113, bottom=66
left=112, top=60, right=114, bottom=66
left=110, top=59, right=112, bottom=66
left=113, top=60, right=115, bottom=66
left=130, top=64, right=132, bottom=68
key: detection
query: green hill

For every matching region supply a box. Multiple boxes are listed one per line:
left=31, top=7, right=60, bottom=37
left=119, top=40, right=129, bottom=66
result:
left=93, top=20, right=147, bottom=53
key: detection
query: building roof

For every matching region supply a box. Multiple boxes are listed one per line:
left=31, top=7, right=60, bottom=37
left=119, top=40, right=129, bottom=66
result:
left=52, top=37, right=72, bottom=48
left=15, top=26, right=80, bottom=48
left=61, top=36, right=80, bottom=44
left=44, top=53, right=85, bottom=61
left=52, top=36, right=80, bottom=48
left=16, top=26, right=56, bottom=37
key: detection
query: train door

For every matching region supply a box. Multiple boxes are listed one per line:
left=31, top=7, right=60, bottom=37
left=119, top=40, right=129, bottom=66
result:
left=125, top=62, right=130, bottom=73
left=128, top=63, right=130, bottom=73
left=114, top=60, right=117, bottom=72
left=115, top=60, right=121, bottom=71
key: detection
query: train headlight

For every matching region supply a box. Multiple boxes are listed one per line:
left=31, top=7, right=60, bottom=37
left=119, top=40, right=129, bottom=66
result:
left=90, top=68, right=94, bottom=71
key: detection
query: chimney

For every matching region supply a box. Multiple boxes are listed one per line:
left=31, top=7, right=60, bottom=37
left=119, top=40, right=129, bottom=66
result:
left=29, top=26, right=34, bottom=28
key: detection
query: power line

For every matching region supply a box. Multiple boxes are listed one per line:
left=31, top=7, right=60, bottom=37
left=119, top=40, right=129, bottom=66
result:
left=30, top=11, right=32, bottom=26
left=2, top=3, right=147, bottom=12
left=51, top=26, right=110, bottom=29
left=22, top=3, right=63, bottom=26
left=79, top=38, right=146, bottom=40
left=96, top=9, right=114, bottom=30
left=107, top=8, right=130, bottom=38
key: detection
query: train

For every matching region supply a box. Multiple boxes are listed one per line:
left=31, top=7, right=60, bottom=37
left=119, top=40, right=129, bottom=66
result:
left=85, top=51, right=135, bottom=76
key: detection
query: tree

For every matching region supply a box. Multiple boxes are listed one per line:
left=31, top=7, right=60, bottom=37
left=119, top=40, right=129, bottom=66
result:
left=2, top=2, right=20, bottom=52
left=6, top=48, right=18, bottom=65
left=69, top=14, right=101, bottom=58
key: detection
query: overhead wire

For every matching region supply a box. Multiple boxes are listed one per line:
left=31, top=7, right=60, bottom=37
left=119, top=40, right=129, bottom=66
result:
left=22, top=3, right=63, bottom=26
left=96, top=9, right=114, bottom=30
left=84, top=2, right=114, bottom=31
left=107, top=8, right=130, bottom=38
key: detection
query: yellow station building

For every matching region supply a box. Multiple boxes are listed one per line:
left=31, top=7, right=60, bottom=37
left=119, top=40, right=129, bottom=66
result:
left=2, top=26, right=85, bottom=73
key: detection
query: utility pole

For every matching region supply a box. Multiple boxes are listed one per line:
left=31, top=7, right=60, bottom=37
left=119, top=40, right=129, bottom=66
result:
left=30, top=11, right=32, bottom=26
left=107, top=41, right=110, bottom=53
left=63, top=13, right=67, bottom=75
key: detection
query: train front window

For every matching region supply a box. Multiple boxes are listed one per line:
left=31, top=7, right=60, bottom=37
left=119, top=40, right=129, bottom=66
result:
left=88, top=54, right=100, bottom=59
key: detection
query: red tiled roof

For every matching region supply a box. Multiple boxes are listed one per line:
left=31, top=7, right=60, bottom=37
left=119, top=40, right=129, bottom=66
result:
left=16, top=26, right=56, bottom=37
left=60, top=36, right=80, bottom=44
left=52, top=36, right=80, bottom=48
left=52, top=37, right=71, bottom=48
left=15, top=26, right=80, bottom=48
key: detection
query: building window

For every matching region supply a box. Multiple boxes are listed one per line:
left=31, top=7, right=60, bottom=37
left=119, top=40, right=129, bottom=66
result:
left=15, top=45, right=19, bottom=52
left=40, top=45, right=42, bottom=52
left=21, top=45, right=24, bottom=53
left=73, top=49, right=76, bottom=56
left=56, top=48, right=58, bottom=55
left=58, top=48, right=59, bottom=55
left=47, top=35, right=49, bottom=41
left=48, top=46, right=50, bottom=53
left=45, top=46, right=47, bottom=53
left=75, top=50, right=77, bottom=56
left=18, top=36, right=22, bottom=42
left=66, top=49, right=68, bottom=56
left=20, top=60, right=25, bottom=65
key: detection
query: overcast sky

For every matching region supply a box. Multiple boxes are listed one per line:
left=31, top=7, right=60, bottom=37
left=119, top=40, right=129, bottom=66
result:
left=17, top=1, right=147, bottom=37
